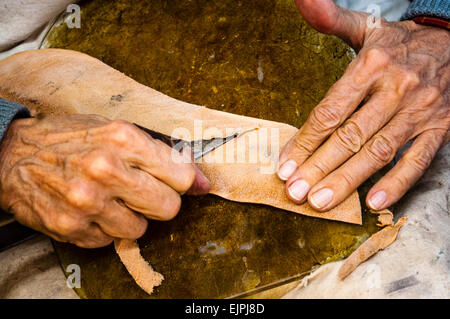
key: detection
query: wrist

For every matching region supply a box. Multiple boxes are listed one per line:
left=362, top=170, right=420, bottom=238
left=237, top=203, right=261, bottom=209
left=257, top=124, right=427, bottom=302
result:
left=0, top=118, right=35, bottom=211
left=0, top=98, right=31, bottom=142
left=410, top=16, right=450, bottom=30
left=401, top=0, right=450, bottom=31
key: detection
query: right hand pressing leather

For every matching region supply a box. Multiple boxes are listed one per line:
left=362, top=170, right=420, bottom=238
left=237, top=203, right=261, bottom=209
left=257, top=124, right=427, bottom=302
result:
left=0, top=114, right=210, bottom=248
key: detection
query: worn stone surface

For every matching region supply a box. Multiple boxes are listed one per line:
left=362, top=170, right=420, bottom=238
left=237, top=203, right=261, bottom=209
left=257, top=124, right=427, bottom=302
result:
left=0, top=235, right=77, bottom=299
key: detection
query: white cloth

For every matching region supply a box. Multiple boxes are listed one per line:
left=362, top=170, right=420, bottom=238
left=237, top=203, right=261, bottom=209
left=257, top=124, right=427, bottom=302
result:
left=335, top=0, right=411, bottom=21
left=0, top=0, right=76, bottom=59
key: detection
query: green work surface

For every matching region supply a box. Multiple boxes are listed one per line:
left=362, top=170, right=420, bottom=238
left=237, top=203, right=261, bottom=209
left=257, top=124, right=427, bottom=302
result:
left=45, top=0, right=383, bottom=298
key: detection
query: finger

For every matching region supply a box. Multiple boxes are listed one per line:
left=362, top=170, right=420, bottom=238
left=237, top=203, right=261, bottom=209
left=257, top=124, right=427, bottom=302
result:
left=12, top=201, right=60, bottom=240
left=94, top=200, right=148, bottom=239
left=278, top=51, right=384, bottom=180
left=113, top=167, right=182, bottom=221
left=366, top=129, right=446, bottom=210
left=294, top=0, right=368, bottom=49
left=71, top=223, right=114, bottom=248
left=307, top=115, right=414, bottom=211
left=11, top=178, right=88, bottom=242
left=77, top=147, right=182, bottom=220
left=37, top=214, right=113, bottom=249
left=284, top=90, right=400, bottom=203
left=132, top=138, right=198, bottom=193
left=102, top=120, right=198, bottom=194
left=14, top=189, right=114, bottom=248
left=180, top=146, right=210, bottom=195
left=38, top=206, right=113, bottom=248
left=186, top=163, right=211, bottom=195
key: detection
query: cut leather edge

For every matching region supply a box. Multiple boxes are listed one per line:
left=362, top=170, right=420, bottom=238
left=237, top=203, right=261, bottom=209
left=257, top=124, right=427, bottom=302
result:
left=114, top=238, right=164, bottom=295
left=338, top=216, right=408, bottom=280
left=369, top=208, right=394, bottom=227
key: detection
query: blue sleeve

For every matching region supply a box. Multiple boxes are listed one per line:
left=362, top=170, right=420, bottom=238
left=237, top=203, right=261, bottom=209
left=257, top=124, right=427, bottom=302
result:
left=0, top=98, right=31, bottom=142
left=402, top=0, right=450, bottom=20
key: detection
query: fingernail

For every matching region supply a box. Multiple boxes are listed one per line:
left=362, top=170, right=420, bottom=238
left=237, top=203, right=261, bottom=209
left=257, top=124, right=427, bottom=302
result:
left=310, top=188, right=333, bottom=209
left=277, top=160, right=297, bottom=181
left=288, top=179, right=310, bottom=201
left=368, top=191, right=386, bottom=210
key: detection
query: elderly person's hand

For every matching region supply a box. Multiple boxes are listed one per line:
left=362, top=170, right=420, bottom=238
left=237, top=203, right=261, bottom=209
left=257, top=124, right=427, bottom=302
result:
left=0, top=115, right=210, bottom=248
left=278, top=0, right=449, bottom=212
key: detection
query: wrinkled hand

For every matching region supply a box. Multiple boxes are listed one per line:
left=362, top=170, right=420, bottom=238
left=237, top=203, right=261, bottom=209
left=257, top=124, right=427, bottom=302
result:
left=278, top=0, right=449, bottom=211
left=0, top=115, right=210, bottom=248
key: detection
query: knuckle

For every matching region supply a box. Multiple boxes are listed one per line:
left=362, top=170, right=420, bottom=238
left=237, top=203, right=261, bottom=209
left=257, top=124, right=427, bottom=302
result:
left=361, top=47, right=391, bottom=69
left=402, top=70, right=420, bottom=88
left=290, top=134, right=316, bottom=155
left=336, top=171, right=355, bottom=189
left=366, top=135, right=395, bottom=166
left=160, top=194, right=181, bottom=221
left=311, top=161, right=329, bottom=177
left=335, top=121, right=364, bottom=153
left=54, top=215, right=79, bottom=236
left=354, top=47, right=390, bottom=85
left=132, top=218, right=148, bottom=239
left=403, top=148, right=434, bottom=172
left=85, top=152, right=116, bottom=179
left=391, top=173, right=410, bottom=190
left=395, top=69, right=421, bottom=95
left=66, top=181, right=98, bottom=210
left=309, top=104, right=341, bottom=132
left=108, top=120, right=138, bottom=145
left=421, top=86, right=443, bottom=106
left=177, top=164, right=197, bottom=193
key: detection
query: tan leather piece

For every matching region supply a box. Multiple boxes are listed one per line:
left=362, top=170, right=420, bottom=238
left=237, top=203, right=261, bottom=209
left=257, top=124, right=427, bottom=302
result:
left=338, top=216, right=408, bottom=280
left=0, top=49, right=362, bottom=224
left=114, top=239, right=164, bottom=294
left=370, top=208, right=394, bottom=227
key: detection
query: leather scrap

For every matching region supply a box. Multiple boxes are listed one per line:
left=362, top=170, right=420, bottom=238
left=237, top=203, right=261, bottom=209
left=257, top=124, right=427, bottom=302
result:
left=114, top=239, right=164, bottom=295
left=370, top=208, right=394, bottom=227
left=338, top=216, right=408, bottom=280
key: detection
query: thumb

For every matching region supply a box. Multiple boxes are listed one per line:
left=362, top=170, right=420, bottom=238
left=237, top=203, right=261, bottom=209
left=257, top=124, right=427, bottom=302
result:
left=294, top=0, right=368, bottom=50
left=179, top=146, right=210, bottom=195
left=186, top=164, right=211, bottom=195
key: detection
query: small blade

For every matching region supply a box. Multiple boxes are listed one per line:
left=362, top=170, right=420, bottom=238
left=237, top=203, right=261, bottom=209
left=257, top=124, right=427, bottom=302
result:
left=134, top=123, right=239, bottom=160
left=193, top=132, right=239, bottom=160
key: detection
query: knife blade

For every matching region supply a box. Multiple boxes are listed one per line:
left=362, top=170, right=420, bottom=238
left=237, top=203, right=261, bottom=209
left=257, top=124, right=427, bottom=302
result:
left=134, top=123, right=239, bottom=160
